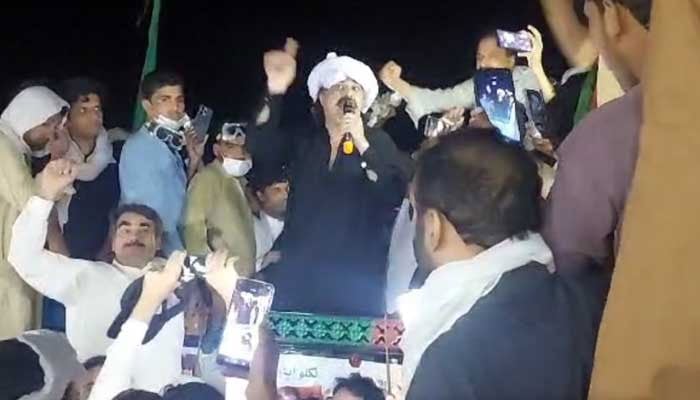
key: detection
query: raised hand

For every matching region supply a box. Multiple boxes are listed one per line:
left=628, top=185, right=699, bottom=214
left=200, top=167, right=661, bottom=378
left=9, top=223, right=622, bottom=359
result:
left=36, top=159, right=78, bottom=201
left=204, top=250, right=239, bottom=308
left=379, top=61, right=403, bottom=90
left=264, top=37, right=299, bottom=95
left=519, top=25, right=545, bottom=69
left=131, top=251, right=185, bottom=323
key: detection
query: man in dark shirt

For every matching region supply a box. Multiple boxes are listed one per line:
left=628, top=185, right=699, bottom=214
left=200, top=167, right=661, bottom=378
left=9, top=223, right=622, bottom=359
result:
left=403, top=131, right=593, bottom=400
left=251, top=40, right=409, bottom=316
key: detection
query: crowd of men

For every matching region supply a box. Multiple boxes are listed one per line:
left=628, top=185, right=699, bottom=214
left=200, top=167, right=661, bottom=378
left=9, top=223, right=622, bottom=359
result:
left=0, top=0, right=666, bottom=398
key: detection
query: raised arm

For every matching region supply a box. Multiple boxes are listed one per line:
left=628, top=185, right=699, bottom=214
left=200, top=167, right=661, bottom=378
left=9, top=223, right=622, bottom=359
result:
left=380, top=61, right=476, bottom=123
left=539, top=0, right=598, bottom=68
left=8, top=160, right=91, bottom=306
left=247, top=38, right=299, bottom=168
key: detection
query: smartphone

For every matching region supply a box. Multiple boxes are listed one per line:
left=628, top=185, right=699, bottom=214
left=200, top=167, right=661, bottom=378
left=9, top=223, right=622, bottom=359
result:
left=474, top=68, right=522, bottom=144
left=496, top=29, right=533, bottom=52
left=217, top=278, right=275, bottom=378
left=191, top=105, right=214, bottom=139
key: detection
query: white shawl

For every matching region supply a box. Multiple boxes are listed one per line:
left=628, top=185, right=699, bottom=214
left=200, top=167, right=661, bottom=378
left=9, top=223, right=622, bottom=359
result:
left=56, top=128, right=115, bottom=226
left=398, top=233, right=553, bottom=390
left=0, top=86, right=68, bottom=157
left=17, top=330, right=85, bottom=400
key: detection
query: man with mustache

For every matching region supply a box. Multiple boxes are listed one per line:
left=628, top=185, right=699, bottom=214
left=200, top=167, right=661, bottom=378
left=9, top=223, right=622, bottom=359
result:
left=7, top=159, right=191, bottom=393
left=251, top=40, right=410, bottom=316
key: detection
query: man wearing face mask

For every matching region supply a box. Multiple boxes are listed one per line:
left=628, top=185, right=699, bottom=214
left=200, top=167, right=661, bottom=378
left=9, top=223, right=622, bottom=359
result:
left=120, top=71, right=206, bottom=256
left=0, top=86, right=69, bottom=339
left=183, top=122, right=256, bottom=278
left=250, top=40, right=410, bottom=316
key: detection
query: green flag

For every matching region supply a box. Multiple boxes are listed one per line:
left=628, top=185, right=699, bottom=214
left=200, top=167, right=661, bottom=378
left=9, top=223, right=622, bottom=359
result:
left=132, top=0, right=162, bottom=131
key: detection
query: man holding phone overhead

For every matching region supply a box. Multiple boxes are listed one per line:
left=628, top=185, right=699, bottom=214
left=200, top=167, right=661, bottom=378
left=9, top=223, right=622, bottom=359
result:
left=380, top=29, right=545, bottom=126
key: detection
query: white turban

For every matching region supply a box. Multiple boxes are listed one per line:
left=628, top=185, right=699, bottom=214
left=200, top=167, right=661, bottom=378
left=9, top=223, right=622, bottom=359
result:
left=307, top=53, right=379, bottom=113
left=0, top=86, right=68, bottom=155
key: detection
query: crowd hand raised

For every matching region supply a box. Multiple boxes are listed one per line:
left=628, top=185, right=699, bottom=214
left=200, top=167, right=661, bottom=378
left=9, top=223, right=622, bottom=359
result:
left=518, top=25, right=545, bottom=68
left=379, top=61, right=403, bottom=90
left=264, top=37, right=299, bottom=95
left=132, top=251, right=185, bottom=322
left=204, top=250, right=239, bottom=309
left=185, top=128, right=206, bottom=166
left=441, top=107, right=466, bottom=128
left=36, top=159, right=78, bottom=201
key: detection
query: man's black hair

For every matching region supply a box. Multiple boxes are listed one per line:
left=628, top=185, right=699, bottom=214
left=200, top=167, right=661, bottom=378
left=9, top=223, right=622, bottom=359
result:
left=333, top=374, right=385, bottom=400
left=113, top=390, right=162, bottom=400
left=0, top=339, right=45, bottom=399
left=162, top=383, right=223, bottom=400
left=56, top=77, right=107, bottom=106
left=248, top=166, right=289, bottom=193
left=109, top=204, right=164, bottom=239
left=140, top=71, right=185, bottom=101
left=413, top=129, right=542, bottom=248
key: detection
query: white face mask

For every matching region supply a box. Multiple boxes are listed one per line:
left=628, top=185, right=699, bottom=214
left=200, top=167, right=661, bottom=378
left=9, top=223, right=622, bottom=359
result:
left=221, top=157, right=253, bottom=177
left=154, top=114, right=190, bottom=131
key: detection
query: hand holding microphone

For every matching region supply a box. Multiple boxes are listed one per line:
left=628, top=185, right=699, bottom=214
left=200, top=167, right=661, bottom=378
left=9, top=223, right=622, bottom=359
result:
left=338, top=97, right=369, bottom=154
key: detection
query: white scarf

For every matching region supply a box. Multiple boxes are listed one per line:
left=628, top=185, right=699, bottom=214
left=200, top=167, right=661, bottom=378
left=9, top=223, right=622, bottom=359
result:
left=0, top=86, right=68, bottom=156
left=398, top=233, right=553, bottom=390
left=17, top=330, right=85, bottom=400
left=56, top=128, right=115, bottom=226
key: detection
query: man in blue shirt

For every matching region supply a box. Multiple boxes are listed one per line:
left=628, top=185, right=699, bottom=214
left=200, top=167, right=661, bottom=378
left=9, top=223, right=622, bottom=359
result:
left=119, top=71, right=205, bottom=255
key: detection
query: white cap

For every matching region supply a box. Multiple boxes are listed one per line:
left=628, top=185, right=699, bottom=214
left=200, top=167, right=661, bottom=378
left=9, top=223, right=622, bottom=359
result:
left=307, top=52, right=379, bottom=113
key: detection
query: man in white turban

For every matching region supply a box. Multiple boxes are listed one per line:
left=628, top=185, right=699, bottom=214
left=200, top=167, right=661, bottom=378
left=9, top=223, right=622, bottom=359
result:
left=250, top=39, right=410, bottom=316
left=0, top=86, right=69, bottom=339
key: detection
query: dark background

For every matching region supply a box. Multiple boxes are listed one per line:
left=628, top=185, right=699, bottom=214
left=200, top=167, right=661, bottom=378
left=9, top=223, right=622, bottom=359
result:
left=0, top=1, right=567, bottom=131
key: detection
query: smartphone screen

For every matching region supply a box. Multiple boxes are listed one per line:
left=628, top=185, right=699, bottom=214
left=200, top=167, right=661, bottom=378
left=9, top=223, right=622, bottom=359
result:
left=217, top=278, right=275, bottom=378
left=474, top=68, right=522, bottom=144
left=191, top=105, right=214, bottom=140
left=496, top=29, right=533, bottom=52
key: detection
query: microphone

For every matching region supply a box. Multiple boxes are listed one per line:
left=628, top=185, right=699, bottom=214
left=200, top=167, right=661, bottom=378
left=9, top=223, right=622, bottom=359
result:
left=338, top=97, right=358, bottom=155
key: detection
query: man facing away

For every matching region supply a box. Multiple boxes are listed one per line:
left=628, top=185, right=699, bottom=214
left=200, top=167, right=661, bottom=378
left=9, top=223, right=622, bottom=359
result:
left=402, top=130, right=594, bottom=400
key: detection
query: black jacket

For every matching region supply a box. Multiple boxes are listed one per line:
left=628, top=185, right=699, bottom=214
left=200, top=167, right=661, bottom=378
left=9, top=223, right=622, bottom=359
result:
left=407, top=264, right=595, bottom=400
left=249, top=96, right=410, bottom=316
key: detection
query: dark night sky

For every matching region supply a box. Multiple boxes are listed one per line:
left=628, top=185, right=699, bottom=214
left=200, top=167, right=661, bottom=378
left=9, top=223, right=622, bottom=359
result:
left=1, top=1, right=567, bottom=131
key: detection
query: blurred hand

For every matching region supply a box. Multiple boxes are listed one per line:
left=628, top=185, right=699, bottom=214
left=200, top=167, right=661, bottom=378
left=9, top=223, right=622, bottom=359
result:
left=342, top=111, right=369, bottom=153
left=379, top=61, right=403, bottom=90
left=468, top=108, right=495, bottom=129
left=260, top=251, right=281, bottom=270
left=131, top=251, right=185, bottom=322
left=264, top=37, right=299, bottom=95
left=519, top=25, right=545, bottom=69
left=441, top=107, right=465, bottom=128
left=245, top=326, right=280, bottom=400
left=185, top=129, right=206, bottom=169
left=204, top=250, right=239, bottom=308
left=36, top=159, right=78, bottom=201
